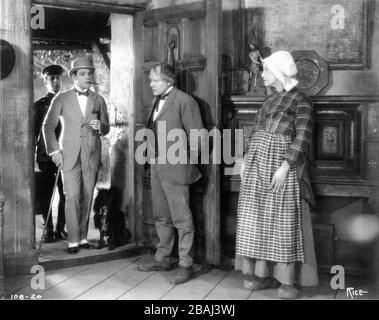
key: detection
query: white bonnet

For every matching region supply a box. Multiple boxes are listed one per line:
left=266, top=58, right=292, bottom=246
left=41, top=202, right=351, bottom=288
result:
left=262, top=51, right=299, bottom=91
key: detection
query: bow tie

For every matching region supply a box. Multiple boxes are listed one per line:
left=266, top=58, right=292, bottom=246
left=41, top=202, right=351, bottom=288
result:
left=75, top=89, right=89, bottom=97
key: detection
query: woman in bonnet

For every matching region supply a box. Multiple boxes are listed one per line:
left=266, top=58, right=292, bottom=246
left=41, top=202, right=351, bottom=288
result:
left=235, top=51, right=318, bottom=299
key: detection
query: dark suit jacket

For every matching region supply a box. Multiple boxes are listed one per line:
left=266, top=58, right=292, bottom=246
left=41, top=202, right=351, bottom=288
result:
left=34, top=92, right=62, bottom=164
left=43, top=88, right=109, bottom=172
left=146, top=87, right=205, bottom=185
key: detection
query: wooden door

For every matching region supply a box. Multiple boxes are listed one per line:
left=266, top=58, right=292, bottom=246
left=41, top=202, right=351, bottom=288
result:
left=134, top=0, right=221, bottom=265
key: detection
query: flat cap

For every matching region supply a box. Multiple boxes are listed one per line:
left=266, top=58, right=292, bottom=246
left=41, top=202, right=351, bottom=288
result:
left=41, top=64, right=65, bottom=77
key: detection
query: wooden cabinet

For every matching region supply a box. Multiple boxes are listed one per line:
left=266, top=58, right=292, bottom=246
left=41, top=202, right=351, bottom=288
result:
left=221, top=95, right=379, bottom=276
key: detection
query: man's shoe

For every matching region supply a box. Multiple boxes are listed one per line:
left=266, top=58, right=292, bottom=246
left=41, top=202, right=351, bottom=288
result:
left=44, top=231, right=55, bottom=243
left=137, top=261, right=172, bottom=272
left=79, top=243, right=94, bottom=249
left=169, top=266, right=193, bottom=285
left=244, top=276, right=280, bottom=291
left=63, top=247, right=78, bottom=254
left=278, top=284, right=299, bottom=299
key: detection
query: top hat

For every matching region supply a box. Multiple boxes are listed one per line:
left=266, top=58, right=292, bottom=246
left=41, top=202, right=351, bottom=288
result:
left=68, top=56, right=95, bottom=78
left=41, top=64, right=65, bottom=77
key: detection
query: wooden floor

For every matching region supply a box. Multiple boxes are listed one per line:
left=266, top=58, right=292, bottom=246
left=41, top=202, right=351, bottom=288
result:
left=1, top=254, right=378, bottom=300
left=11, top=201, right=379, bottom=301
left=34, top=201, right=147, bottom=271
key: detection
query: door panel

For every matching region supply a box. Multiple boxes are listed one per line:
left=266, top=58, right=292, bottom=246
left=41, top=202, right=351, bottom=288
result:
left=134, top=0, right=221, bottom=264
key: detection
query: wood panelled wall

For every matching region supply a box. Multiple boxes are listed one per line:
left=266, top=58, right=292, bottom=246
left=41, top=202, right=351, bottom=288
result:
left=0, top=0, right=38, bottom=275
left=110, top=14, right=136, bottom=242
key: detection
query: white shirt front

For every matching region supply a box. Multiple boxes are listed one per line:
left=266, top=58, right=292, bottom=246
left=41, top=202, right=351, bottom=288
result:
left=153, top=86, right=173, bottom=121
left=74, top=85, right=88, bottom=117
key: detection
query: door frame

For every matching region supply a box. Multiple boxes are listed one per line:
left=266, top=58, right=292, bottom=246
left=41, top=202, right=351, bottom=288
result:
left=33, top=0, right=145, bottom=14
left=30, top=0, right=144, bottom=256
left=133, top=0, right=222, bottom=265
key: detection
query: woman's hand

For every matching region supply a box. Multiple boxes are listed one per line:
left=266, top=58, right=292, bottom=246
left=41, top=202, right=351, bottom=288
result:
left=240, top=158, right=246, bottom=183
left=239, top=154, right=248, bottom=183
left=270, top=160, right=291, bottom=193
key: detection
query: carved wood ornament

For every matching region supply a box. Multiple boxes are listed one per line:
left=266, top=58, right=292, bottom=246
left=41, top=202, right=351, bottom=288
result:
left=291, top=50, right=329, bottom=96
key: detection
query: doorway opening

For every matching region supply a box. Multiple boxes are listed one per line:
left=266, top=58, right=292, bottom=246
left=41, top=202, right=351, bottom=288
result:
left=32, top=6, right=139, bottom=267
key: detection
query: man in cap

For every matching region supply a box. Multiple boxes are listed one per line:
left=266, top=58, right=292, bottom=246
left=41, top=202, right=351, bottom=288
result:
left=43, top=56, right=109, bottom=254
left=34, top=64, right=67, bottom=243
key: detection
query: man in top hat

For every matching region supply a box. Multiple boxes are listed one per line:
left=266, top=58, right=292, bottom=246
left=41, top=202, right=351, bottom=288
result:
left=43, top=56, right=110, bottom=254
left=34, top=64, right=67, bottom=243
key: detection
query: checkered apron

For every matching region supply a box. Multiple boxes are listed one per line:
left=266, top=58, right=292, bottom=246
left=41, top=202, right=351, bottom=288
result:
left=236, top=130, right=304, bottom=263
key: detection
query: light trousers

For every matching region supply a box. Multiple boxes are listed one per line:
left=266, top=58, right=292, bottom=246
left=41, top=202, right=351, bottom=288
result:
left=62, top=150, right=98, bottom=245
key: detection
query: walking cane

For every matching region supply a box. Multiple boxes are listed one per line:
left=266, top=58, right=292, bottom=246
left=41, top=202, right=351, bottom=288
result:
left=37, top=166, right=61, bottom=255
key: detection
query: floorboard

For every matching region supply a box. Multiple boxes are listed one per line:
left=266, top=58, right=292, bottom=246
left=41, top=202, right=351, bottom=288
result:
left=41, top=257, right=138, bottom=300
left=118, top=271, right=176, bottom=300
left=205, top=270, right=251, bottom=300
left=2, top=255, right=377, bottom=300
left=162, top=267, right=228, bottom=300
left=13, top=264, right=89, bottom=297
left=76, top=258, right=156, bottom=300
